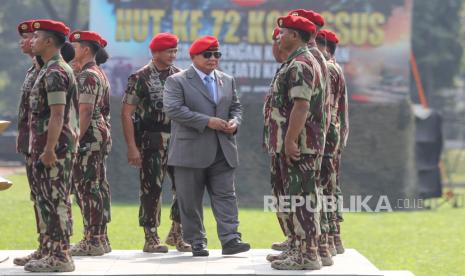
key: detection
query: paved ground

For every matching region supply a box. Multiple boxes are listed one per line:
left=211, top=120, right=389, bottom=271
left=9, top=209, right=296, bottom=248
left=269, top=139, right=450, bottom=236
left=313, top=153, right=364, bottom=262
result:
left=0, top=249, right=413, bottom=276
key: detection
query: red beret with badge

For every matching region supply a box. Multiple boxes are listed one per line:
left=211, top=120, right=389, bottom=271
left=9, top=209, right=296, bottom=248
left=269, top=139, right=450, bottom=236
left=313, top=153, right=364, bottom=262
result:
left=288, top=9, right=325, bottom=27
left=277, top=14, right=316, bottom=35
left=317, top=30, right=339, bottom=44
left=17, top=20, right=34, bottom=35
left=149, top=33, right=178, bottom=52
left=31, top=19, right=70, bottom=36
left=189, top=35, right=219, bottom=55
left=272, top=27, right=280, bottom=41
left=69, top=30, right=107, bottom=48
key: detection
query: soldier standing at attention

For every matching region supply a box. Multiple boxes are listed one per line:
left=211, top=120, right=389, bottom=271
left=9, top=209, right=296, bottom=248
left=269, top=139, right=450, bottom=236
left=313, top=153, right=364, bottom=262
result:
left=68, top=31, right=112, bottom=256
left=121, top=33, right=191, bottom=253
left=265, top=15, right=325, bottom=270
left=316, top=29, right=349, bottom=255
left=13, top=20, right=48, bottom=267
left=25, top=19, right=79, bottom=273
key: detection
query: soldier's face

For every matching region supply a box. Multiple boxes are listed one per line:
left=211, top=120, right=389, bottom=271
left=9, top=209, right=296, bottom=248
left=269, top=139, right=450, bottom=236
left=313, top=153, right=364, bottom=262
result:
left=272, top=40, right=287, bottom=63
left=19, top=33, right=33, bottom=55
left=71, top=42, right=85, bottom=63
left=153, top=48, right=177, bottom=67
left=278, top=28, right=297, bottom=52
left=191, top=50, right=220, bottom=74
left=31, top=31, right=51, bottom=56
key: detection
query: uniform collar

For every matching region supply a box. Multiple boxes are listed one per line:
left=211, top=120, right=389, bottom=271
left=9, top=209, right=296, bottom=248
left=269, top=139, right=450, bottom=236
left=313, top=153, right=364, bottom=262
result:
left=285, top=46, right=307, bottom=63
left=44, top=53, right=62, bottom=69
left=81, top=61, right=96, bottom=71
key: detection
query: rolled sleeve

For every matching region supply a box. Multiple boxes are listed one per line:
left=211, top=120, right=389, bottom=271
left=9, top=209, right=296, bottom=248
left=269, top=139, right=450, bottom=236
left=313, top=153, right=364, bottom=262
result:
left=79, top=93, right=96, bottom=104
left=47, top=91, right=66, bottom=105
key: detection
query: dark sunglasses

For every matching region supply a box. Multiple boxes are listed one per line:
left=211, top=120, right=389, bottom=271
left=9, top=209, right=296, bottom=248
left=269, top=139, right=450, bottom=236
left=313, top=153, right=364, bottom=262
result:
left=202, top=51, right=222, bottom=59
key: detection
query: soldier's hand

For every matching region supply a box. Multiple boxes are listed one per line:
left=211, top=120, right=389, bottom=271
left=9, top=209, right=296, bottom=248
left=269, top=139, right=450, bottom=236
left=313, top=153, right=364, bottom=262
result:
left=40, top=149, right=57, bottom=168
left=222, top=119, right=238, bottom=134
left=128, top=146, right=142, bottom=168
left=284, top=139, right=300, bottom=165
left=208, top=117, right=228, bottom=131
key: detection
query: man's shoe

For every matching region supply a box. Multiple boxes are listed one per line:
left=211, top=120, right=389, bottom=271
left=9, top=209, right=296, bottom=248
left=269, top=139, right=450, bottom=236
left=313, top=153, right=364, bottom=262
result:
left=334, top=234, right=345, bottom=254
left=271, top=251, right=321, bottom=270
left=192, top=243, right=209, bottom=257
left=222, top=238, right=250, bottom=255
left=143, top=237, right=169, bottom=253
left=70, top=238, right=105, bottom=256
left=266, top=248, right=296, bottom=262
left=24, top=255, right=75, bottom=272
left=13, top=250, right=42, bottom=266
left=328, top=235, right=337, bottom=256
left=271, top=239, right=290, bottom=251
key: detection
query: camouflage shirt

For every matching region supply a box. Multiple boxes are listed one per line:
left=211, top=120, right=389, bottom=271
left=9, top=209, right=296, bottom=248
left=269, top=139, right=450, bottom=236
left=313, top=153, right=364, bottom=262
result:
left=77, top=61, right=112, bottom=153
left=331, top=59, right=349, bottom=149
left=309, top=44, right=331, bottom=134
left=122, top=62, right=180, bottom=150
left=17, top=64, right=39, bottom=154
left=29, top=53, right=79, bottom=156
left=263, top=64, right=285, bottom=151
left=268, top=46, right=326, bottom=155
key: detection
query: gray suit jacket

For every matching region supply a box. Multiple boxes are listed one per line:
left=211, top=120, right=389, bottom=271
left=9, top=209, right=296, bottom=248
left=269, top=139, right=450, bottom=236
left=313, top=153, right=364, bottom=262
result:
left=163, top=65, right=242, bottom=168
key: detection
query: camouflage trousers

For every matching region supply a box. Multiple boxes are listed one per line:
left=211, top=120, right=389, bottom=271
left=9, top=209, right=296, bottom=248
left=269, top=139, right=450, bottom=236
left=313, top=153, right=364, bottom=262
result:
left=31, top=153, right=74, bottom=243
left=73, top=150, right=111, bottom=235
left=25, top=155, right=47, bottom=234
left=320, top=156, right=338, bottom=234
left=139, top=148, right=180, bottom=228
left=334, top=151, right=344, bottom=233
left=271, top=154, right=321, bottom=252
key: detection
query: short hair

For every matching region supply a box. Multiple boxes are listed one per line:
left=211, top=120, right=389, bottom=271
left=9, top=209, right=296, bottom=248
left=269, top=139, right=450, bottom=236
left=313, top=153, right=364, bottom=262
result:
left=292, top=29, right=311, bottom=43
left=44, top=30, right=66, bottom=48
left=326, top=41, right=337, bottom=56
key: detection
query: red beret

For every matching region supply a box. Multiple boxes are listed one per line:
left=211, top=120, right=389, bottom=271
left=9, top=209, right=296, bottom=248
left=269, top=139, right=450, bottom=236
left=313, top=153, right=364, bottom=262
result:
left=149, top=33, right=178, bottom=52
left=317, top=30, right=339, bottom=44
left=288, top=9, right=325, bottom=27
left=272, top=27, right=280, bottom=41
left=17, top=20, right=34, bottom=35
left=189, top=35, right=219, bottom=55
left=32, top=19, right=70, bottom=36
left=277, top=15, right=316, bottom=35
left=69, top=31, right=107, bottom=48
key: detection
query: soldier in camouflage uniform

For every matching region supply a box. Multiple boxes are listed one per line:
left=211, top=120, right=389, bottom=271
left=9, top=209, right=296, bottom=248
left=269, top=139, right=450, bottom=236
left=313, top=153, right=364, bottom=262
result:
left=121, top=33, right=190, bottom=253
left=13, top=20, right=48, bottom=267
left=317, top=30, right=349, bottom=255
left=23, top=19, right=79, bottom=273
left=265, top=15, right=325, bottom=270
left=68, top=31, right=112, bottom=256
left=263, top=27, right=294, bottom=252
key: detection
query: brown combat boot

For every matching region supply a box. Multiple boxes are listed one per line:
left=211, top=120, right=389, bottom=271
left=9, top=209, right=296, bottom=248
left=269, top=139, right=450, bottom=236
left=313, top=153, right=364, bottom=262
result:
left=328, top=235, right=337, bottom=256
left=101, top=234, right=112, bottom=254
left=13, top=234, right=49, bottom=266
left=271, top=237, right=291, bottom=251
left=318, top=233, right=334, bottom=266
left=143, top=227, right=168, bottom=253
left=334, top=234, right=345, bottom=254
left=24, top=240, right=74, bottom=272
left=165, top=222, right=191, bottom=252
left=266, top=247, right=297, bottom=262
left=70, top=235, right=105, bottom=256
left=271, top=247, right=322, bottom=270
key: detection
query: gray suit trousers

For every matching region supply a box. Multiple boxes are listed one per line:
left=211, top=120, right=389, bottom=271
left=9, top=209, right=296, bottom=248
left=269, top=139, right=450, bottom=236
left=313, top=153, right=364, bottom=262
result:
left=174, top=147, right=241, bottom=246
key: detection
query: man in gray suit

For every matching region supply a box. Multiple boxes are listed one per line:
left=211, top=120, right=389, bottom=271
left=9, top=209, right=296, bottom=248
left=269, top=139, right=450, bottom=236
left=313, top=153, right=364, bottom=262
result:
left=163, top=35, right=250, bottom=257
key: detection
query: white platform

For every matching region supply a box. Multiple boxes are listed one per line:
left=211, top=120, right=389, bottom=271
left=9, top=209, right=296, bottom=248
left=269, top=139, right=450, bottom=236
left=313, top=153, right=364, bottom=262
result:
left=0, top=249, right=413, bottom=276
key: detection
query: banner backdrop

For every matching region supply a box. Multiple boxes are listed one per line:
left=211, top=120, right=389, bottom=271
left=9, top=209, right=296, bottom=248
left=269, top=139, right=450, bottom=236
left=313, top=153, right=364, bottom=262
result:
left=90, top=0, right=412, bottom=103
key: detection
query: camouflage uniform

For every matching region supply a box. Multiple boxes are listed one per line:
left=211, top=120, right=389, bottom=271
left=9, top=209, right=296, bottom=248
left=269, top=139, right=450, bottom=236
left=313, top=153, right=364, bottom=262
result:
left=27, top=53, right=79, bottom=266
left=266, top=46, right=325, bottom=268
left=122, top=62, right=188, bottom=252
left=72, top=61, right=112, bottom=255
left=13, top=64, right=49, bottom=266
left=332, top=59, right=349, bottom=254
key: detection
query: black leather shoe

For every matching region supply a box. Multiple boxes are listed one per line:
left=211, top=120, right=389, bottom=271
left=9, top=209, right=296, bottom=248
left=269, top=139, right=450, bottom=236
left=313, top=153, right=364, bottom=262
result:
left=192, top=243, right=209, bottom=257
left=222, top=238, right=250, bottom=255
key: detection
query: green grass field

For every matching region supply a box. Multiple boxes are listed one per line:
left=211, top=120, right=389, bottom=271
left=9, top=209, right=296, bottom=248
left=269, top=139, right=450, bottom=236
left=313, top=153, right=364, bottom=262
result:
left=1, top=174, right=464, bottom=276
